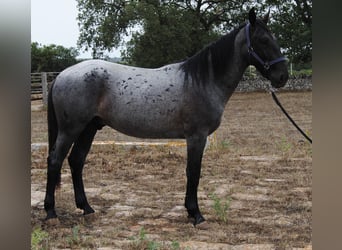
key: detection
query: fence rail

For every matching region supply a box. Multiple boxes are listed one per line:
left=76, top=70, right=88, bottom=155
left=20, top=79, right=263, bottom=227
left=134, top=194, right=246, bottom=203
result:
left=31, top=72, right=59, bottom=103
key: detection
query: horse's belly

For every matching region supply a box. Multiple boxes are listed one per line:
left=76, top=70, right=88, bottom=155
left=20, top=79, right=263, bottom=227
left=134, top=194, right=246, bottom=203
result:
left=106, top=115, right=185, bottom=139
left=102, top=101, right=185, bottom=139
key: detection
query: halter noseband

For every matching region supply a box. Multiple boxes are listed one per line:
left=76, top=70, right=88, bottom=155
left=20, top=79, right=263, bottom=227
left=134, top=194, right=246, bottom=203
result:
left=245, top=22, right=286, bottom=70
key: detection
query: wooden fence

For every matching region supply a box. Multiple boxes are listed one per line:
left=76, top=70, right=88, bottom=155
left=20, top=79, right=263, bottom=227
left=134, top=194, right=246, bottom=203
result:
left=31, top=72, right=59, bottom=104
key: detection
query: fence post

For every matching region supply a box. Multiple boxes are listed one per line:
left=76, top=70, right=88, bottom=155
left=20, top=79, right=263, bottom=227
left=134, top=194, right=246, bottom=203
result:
left=42, top=72, right=48, bottom=106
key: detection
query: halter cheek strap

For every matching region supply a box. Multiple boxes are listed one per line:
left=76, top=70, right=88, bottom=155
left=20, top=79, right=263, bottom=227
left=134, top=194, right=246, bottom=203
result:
left=245, top=22, right=287, bottom=70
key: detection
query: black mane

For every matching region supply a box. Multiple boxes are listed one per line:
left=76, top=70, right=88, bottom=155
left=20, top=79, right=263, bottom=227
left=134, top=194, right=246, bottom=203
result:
left=180, top=23, right=246, bottom=86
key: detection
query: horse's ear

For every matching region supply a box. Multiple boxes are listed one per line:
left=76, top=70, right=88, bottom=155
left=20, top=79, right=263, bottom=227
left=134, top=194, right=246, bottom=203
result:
left=249, top=7, right=256, bottom=26
left=262, top=9, right=270, bottom=24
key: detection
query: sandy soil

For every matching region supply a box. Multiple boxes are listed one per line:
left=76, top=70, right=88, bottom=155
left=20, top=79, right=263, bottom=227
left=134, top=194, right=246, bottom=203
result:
left=31, top=92, right=312, bottom=249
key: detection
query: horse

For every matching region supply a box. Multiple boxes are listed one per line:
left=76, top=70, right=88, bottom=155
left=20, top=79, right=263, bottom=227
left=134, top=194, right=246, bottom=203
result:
left=44, top=8, right=288, bottom=227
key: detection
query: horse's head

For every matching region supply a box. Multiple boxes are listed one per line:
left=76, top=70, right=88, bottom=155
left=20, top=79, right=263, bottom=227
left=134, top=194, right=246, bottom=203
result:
left=246, top=8, right=288, bottom=88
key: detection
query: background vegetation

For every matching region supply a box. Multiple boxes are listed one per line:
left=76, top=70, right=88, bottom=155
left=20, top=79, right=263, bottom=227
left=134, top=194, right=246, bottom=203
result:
left=31, top=42, right=79, bottom=72
left=77, top=0, right=312, bottom=68
left=32, top=0, right=312, bottom=72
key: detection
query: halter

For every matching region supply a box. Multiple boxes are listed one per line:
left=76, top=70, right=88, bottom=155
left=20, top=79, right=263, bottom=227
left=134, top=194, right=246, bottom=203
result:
left=245, top=22, right=287, bottom=70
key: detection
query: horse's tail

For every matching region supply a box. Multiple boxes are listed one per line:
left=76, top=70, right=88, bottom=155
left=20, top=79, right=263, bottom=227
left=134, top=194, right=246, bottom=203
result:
left=48, top=80, right=57, bottom=152
left=47, top=80, right=61, bottom=188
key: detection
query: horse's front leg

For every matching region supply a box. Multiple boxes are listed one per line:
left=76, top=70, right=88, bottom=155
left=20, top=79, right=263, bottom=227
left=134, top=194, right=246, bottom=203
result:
left=185, top=133, right=207, bottom=226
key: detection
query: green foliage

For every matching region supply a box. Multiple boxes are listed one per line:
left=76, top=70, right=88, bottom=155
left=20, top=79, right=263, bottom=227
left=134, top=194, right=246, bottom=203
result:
left=65, top=225, right=81, bottom=247
left=130, top=227, right=154, bottom=249
left=220, top=140, right=231, bottom=149
left=277, top=136, right=293, bottom=156
left=139, top=226, right=146, bottom=241
left=269, top=0, right=312, bottom=65
left=76, top=0, right=312, bottom=67
left=72, top=225, right=80, bottom=244
left=291, top=68, right=312, bottom=77
left=77, top=0, right=138, bottom=59
left=243, top=66, right=258, bottom=79
left=171, top=240, right=180, bottom=250
left=31, top=227, right=49, bottom=250
left=31, top=42, right=79, bottom=72
left=121, top=2, right=218, bottom=67
left=129, top=227, right=182, bottom=250
left=209, top=193, right=230, bottom=223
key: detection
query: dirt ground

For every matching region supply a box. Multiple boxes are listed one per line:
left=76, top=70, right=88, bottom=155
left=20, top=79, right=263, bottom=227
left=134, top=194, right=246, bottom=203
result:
left=31, top=92, right=312, bottom=249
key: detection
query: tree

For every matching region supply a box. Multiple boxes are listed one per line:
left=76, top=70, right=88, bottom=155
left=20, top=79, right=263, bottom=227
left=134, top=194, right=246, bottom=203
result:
left=76, top=0, right=312, bottom=68
left=31, top=42, right=79, bottom=72
left=121, top=5, right=190, bottom=67
left=121, top=1, right=219, bottom=67
left=77, top=0, right=247, bottom=66
left=268, top=0, right=312, bottom=67
left=76, top=0, right=138, bottom=59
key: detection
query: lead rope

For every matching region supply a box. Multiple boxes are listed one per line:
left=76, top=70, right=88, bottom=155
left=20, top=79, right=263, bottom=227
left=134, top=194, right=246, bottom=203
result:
left=269, top=88, right=312, bottom=144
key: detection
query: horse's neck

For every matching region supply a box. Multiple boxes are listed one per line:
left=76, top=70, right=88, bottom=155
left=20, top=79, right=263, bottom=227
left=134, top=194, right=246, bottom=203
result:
left=214, top=28, right=249, bottom=104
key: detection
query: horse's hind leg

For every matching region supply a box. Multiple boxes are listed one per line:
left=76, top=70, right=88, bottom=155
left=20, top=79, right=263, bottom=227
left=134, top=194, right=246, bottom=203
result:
left=68, top=118, right=101, bottom=215
left=44, top=133, right=74, bottom=220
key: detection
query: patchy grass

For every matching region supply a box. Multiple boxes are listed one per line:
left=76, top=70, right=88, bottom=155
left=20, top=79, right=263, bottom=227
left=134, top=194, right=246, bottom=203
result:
left=31, top=227, right=49, bottom=250
left=209, top=193, right=231, bottom=223
left=128, top=227, right=185, bottom=250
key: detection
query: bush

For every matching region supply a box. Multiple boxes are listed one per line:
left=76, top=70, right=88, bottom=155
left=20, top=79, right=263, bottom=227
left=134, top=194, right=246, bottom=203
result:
left=31, top=42, right=80, bottom=72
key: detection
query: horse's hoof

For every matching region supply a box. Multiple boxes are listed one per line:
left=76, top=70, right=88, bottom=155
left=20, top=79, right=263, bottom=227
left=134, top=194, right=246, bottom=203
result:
left=187, top=216, right=195, bottom=224
left=45, top=217, right=60, bottom=226
left=83, top=212, right=97, bottom=223
left=194, top=220, right=210, bottom=230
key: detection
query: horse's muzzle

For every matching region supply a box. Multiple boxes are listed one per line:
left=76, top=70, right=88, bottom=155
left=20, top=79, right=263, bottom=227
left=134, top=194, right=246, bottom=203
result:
left=269, top=67, right=289, bottom=88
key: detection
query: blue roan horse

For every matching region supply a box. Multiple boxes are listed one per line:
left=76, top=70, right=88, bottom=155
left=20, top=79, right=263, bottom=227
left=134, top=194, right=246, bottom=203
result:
left=44, top=8, right=288, bottom=227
